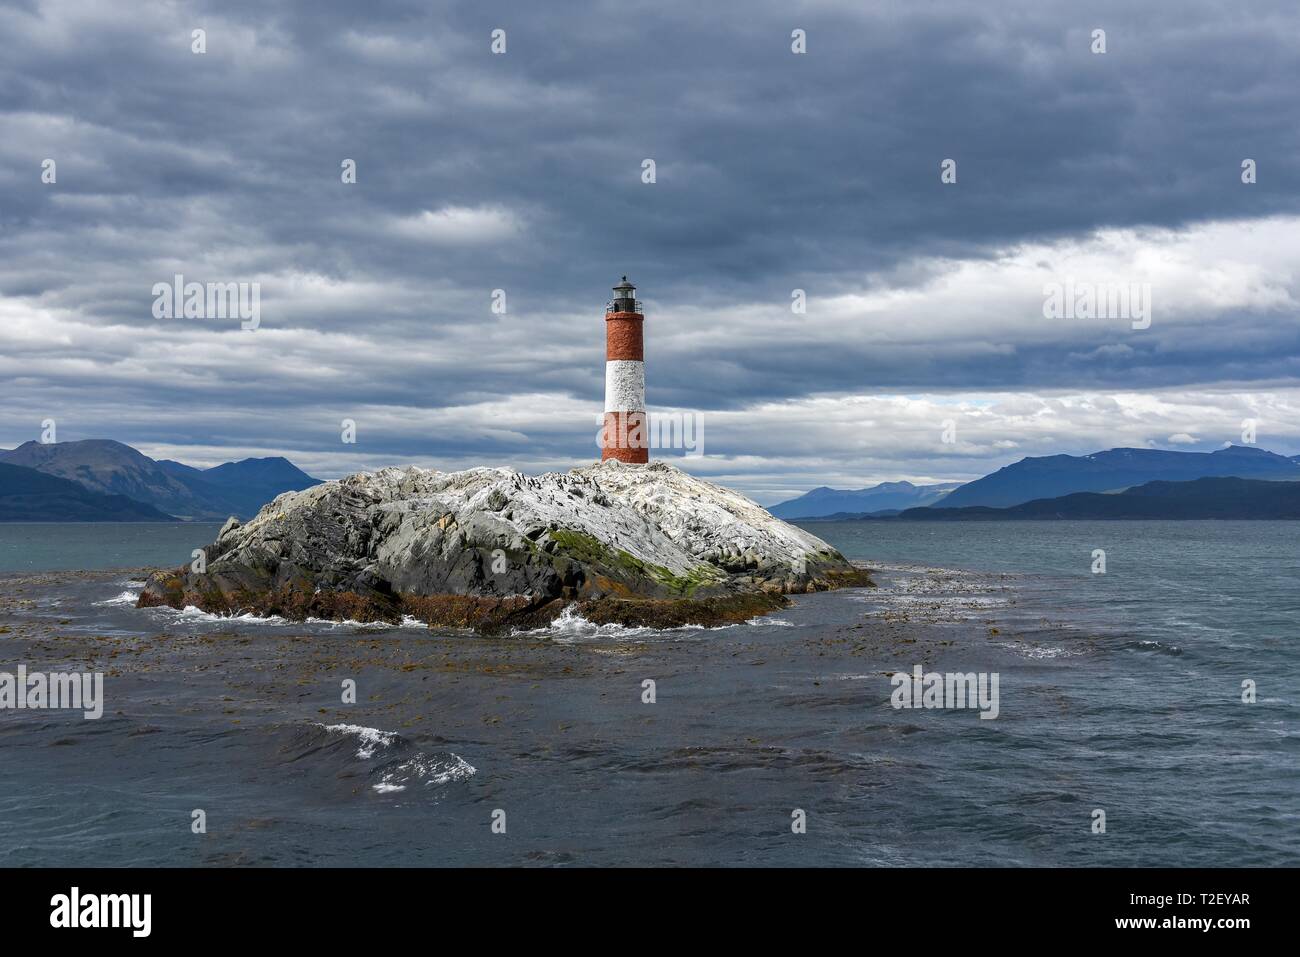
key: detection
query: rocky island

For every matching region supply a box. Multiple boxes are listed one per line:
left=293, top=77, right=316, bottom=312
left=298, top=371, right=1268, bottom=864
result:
left=138, top=461, right=872, bottom=632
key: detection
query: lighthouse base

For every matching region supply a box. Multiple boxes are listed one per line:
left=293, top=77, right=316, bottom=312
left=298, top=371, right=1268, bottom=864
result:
left=600, top=411, right=649, bottom=464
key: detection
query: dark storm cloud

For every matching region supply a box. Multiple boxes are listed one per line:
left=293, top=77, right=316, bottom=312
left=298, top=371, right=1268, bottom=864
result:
left=1, top=0, right=1298, bottom=492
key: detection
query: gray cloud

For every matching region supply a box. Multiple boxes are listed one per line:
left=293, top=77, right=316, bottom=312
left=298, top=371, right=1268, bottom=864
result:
left=2, top=0, right=1298, bottom=499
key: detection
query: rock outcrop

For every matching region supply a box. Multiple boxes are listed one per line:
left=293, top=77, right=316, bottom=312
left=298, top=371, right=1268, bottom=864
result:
left=138, top=461, right=872, bottom=632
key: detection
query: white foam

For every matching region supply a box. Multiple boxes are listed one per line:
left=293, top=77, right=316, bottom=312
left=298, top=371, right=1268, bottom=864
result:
left=303, top=615, right=427, bottom=630
left=993, top=642, right=1085, bottom=660
left=172, top=605, right=292, bottom=625
left=95, top=590, right=140, bottom=606
left=373, top=753, right=477, bottom=793
left=748, top=615, right=794, bottom=627
left=514, top=605, right=657, bottom=641
left=143, top=604, right=425, bottom=631
left=319, top=723, right=400, bottom=759
left=516, top=604, right=771, bottom=641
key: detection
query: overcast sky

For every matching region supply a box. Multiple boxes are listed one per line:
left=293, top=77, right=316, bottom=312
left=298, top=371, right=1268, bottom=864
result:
left=2, top=0, right=1298, bottom=504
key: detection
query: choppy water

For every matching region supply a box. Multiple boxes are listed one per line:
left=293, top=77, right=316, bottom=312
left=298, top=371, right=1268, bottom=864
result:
left=0, top=520, right=1295, bottom=866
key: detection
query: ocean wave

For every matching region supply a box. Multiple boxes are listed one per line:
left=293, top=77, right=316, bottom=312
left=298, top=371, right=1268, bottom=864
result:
left=516, top=606, right=660, bottom=641
left=172, top=605, right=293, bottom=625
left=95, top=590, right=141, bottom=606
left=285, top=723, right=479, bottom=796
left=1123, top=638, right=1183, bottom=656
left=302, top=615, right=426, bottom=630
left=517, top=605, right=755, bottom=642
left=318, top=723, right=401, bottom=758
left=374, top=754, right=476, bottom=793
left=993, top=642, right=1086, bottom=660
left=139, top=603, right=426, bottom=631
left=869, top=594, right=1011, bottom=609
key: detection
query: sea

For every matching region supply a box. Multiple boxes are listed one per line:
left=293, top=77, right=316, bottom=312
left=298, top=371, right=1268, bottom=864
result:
left=0, top=520, right=1295, bottom=866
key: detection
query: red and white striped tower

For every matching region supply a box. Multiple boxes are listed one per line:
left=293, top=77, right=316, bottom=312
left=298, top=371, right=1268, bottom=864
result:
left=601, top=276, right=649, bottom=463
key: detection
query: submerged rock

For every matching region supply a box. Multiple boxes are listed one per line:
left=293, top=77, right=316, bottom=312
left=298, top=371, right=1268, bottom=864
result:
left=138, top=460, right=872, bottom=632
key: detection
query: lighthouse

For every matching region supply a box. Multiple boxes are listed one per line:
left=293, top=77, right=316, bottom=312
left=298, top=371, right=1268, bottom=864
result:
left=601, top=276, right=649, bottom=463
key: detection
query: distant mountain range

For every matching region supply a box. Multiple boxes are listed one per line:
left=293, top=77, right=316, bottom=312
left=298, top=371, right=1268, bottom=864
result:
left=939, top=445, right=1300, bottom=509
left=769, top=481, right=963, bottom=519
left=0, top=440, right=320, bottom=522
left=777, top=445, right=1300, bottom=519
left=890, top=476, right=1300, bottom=520
left=0, top=462, right=178, bottom=522
left=7, top=439, right=1299, bottom=523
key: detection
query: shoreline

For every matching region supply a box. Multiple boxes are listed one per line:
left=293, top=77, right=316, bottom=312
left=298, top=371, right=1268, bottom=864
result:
left=135, top=566, right=876, bottom=635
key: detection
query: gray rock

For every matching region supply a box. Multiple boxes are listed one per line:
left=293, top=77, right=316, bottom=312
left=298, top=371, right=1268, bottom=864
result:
left=138, top=460, right=868, bottom=625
